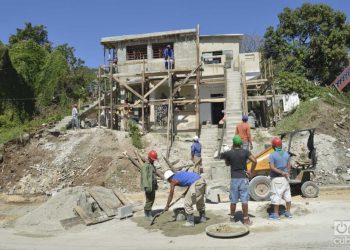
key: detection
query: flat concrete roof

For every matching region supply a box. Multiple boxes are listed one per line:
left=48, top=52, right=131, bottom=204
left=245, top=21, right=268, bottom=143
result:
left=200, top=34, right=244, bottom=38
left=101, top=28, right=197, bottom=44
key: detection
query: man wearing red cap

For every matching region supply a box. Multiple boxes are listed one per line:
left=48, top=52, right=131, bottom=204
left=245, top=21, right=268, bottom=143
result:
left=269, top=137, right=292, bottom=220
left=141, top=150, right=163, bottom=220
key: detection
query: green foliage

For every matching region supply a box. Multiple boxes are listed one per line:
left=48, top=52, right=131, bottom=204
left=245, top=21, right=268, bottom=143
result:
left=274, top=100, right=320, bottom=134
left=277, top=71, right=327, bottom=99
left=55, top=44, right=84, bottom=70
left=0, top=108, right=65, bottom=144
left=0, top=45, right=35, bottom=124
left=128, top=120, right=143, bottom=149
left=1, top=22, right=96, bottom=141
left=262, top=3, right=350, bottom=85
left=9, top=40, right=48, bottom=88
left=9, top=22, right=51, bottom=48
left=36, top=50, right=69, bottom=107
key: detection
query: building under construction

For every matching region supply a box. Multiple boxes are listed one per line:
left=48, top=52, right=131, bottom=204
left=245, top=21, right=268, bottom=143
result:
left=90, top=26, right=282, bottom=143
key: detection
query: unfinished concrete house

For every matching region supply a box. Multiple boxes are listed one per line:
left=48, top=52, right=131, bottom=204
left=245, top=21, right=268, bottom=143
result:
left=85, top=27, right=281, bottom=163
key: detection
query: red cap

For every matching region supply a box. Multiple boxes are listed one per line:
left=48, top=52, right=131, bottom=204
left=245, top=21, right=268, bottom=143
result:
left=272, top=137, right=282, bottom=147
left=148, top=150, right=158, bottom=161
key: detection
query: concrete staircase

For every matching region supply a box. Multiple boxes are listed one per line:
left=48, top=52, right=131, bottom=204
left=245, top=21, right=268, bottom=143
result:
left=200, top=125, right=226, bottom=180
left=225, top=69, right=243, bottom=144
left=49, top=116, right=72, bottom=132
left=49, top=86, right=117, bottom=132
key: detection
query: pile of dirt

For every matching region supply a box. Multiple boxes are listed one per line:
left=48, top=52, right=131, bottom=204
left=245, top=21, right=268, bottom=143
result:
left=273, top=98, right=350, bottom=185
left=0, top=126, right=194, bottom=196
left=0, top=128, right=141, bottom=195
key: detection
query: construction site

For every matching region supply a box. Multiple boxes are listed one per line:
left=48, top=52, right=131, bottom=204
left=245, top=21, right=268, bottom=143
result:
left=1, top=25, right=350, bottom=249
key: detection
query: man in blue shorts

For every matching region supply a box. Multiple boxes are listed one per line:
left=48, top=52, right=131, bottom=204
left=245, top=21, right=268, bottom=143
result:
left=222, top=135, right=257, bottom=225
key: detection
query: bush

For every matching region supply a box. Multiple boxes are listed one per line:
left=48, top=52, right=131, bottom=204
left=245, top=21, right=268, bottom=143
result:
left=128, top=120, right=143, bottom=149
left=277, top=71, right=327, bottom=100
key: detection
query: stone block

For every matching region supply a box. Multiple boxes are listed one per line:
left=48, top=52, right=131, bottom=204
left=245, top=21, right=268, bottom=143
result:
left=115, top=205, right=133, bottom=219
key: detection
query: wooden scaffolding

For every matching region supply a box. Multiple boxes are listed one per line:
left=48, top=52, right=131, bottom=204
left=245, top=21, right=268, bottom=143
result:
left=96, top=26, right=207, bottom=156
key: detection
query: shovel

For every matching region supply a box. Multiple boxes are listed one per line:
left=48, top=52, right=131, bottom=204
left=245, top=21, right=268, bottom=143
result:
left=150, top=187, right=189, bottom=226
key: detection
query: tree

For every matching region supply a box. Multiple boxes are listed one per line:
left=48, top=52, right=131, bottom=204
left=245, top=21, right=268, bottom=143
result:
left=262, top=3, right=350, bottom=85
left=36, top=50, right=69, bottom=107
left=9, top=40, right=48, bottom=89
left=240, top=34, right=264, bottom=53
left=9, top=22, right=51, bottom=48
left=0, top=44, right=35, bottom=126
left=55, top=44, right=84, bottom=70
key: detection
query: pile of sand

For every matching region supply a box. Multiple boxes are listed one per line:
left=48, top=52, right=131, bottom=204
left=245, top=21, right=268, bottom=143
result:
left=14, top=186, right=91, bottom=235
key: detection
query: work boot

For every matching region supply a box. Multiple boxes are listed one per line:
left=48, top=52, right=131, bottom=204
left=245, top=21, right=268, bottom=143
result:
left=183, top=214, right=195, bottom=227
left=199, top=211, right=207, bottom=223
left=144, top=210, right=153, bottom=221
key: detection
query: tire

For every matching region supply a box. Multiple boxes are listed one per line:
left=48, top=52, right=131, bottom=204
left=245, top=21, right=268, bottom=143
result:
left=301, top=181, right=319, bottom=198
left=249, top=176, right=271, bottom=201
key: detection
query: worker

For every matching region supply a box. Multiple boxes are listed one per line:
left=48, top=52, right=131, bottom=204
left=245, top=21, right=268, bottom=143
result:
left=222, top=135, right=257, bottom=225
left=163, top=45, right=174, bottom=69
left=235, top=115, right=253, bottom=150
left=72, top=104, right=79, bottom=130
left=122, top=98, right=130, bottom=131
left=269, top=137, right=292, bottom=220
left=163, top=170, right=206, bottom=227
left=191, top=136, right=202, bottom=173
left=141, top=150, right=163, bottom=221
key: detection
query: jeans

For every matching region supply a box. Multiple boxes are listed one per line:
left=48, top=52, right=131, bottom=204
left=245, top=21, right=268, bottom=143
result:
left=229, top=178, right=249, bottom=204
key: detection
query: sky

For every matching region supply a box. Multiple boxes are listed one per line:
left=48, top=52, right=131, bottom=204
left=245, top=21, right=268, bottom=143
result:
left=1, top=0, right=349, bottom=67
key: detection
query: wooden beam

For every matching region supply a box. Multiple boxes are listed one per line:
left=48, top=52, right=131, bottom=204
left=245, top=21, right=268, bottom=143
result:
left=113, top=76, right=148, bottom=103
left=247, top=95, right=283, bottom=102
left=173, top=63, right=202, bottom=95
left=110, top=62, right=113, bottom=129
left=98, top=67, right=101, bottom=128
left=246, top=79, right=268, bottom=84
left=134, top=76, right=168, bottom=106
left=195, top=24, right=201, bottom=134
left=141, top=59, right=145, bottom=132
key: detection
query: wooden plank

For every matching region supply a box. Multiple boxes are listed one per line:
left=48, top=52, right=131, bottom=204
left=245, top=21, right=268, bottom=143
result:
left=60, top=216, right=84, bottom=230
left=123, top=152, right=141, bottom=171
left=134, top=76, right=169, bottom=106
left=246, top=79, right=268, bottom=84
left=112, top=189, right=131, bottom=206
left=88, top=189, right=121, bottom=217
left=73, top=206, right=95, bottom=225
left=195, top=24, right=201, bottom=134
left=113, top=76, right=148, bottom=103
left=163, top=155, right=176, bottom=172
left=134, top=149, right=144, bottom=166
left=110, top=62, right=113, bottom=129
left=173, top=63, right=202, bottom=95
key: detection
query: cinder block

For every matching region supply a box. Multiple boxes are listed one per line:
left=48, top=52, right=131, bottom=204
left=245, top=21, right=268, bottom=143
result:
left=115, top=205, right=133, bottom=219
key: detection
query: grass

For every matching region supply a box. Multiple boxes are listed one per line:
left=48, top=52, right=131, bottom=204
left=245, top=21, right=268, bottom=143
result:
left=274, top=99, right=321, bottom=134
left=0, top=110, right=66, bottom=144
left=274, top=90, right=350, bottom=135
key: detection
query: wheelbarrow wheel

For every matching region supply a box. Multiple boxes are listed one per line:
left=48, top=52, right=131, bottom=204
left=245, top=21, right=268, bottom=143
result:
left=249, top=176, right=271, bottom=201
left=301, top=181, right=319, bottom=198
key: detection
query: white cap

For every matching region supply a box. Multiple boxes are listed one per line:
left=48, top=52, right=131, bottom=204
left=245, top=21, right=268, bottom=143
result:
left=223, top=144, right=230, bottom=152
left=164, top=170, right=175, bottom=180
left=193, top=136, right=199, bottom=141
